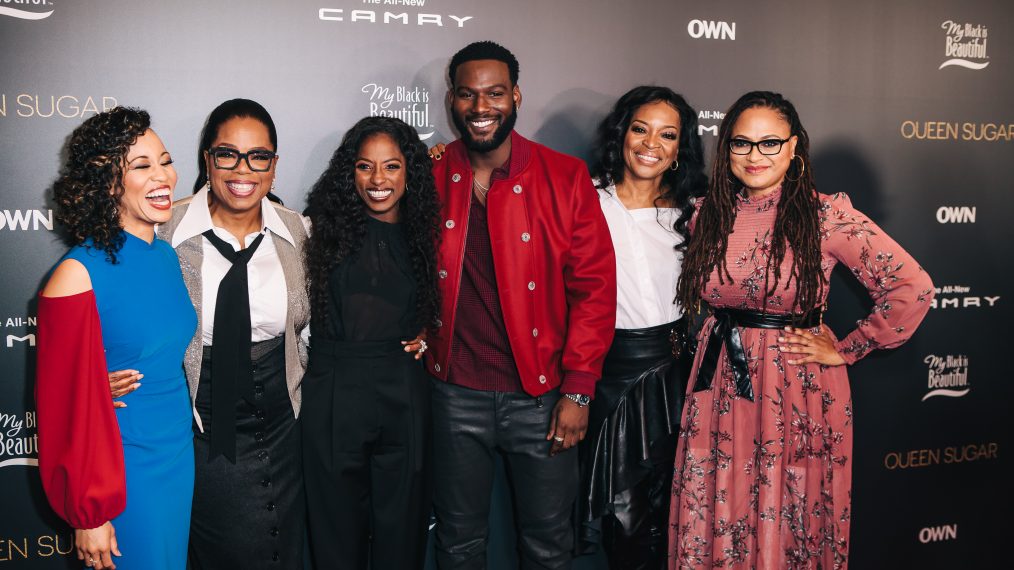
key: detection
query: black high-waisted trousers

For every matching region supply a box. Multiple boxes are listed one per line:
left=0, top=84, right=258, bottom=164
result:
left=302, top=337, right=432, bottom=570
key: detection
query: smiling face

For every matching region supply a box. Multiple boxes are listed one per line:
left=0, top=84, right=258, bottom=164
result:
left=622, top=100, right=681, bottom=185
left=118, top=129, right=177, bottom=235
left=728, top=106, right=797, bottom=197
left=449, top=59, right=520, bottom=153
left=205, top=116, right=276, bottom=215
left=354, top=133, right=407, bottom=223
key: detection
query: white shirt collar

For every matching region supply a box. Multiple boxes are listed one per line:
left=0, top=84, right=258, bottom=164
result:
left=172, top=187, right=295, bottom=248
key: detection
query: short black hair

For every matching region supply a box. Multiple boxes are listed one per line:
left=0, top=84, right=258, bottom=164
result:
left=448, top=41, right=519, bottom=87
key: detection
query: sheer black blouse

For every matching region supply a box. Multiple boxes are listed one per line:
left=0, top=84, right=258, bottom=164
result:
left=325, top=217, right=417, bottom=341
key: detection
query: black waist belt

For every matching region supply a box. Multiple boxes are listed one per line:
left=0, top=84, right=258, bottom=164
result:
left=693, top=307, right=821, bottom=402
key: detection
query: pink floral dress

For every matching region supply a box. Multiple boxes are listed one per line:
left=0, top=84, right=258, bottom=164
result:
left=669, top=189, right=934, bottom=569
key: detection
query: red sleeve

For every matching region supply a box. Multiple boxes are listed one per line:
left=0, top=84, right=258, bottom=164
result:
left=35, top=291, right=126, bottom=529
left=560, top=165, right=617, bottom=397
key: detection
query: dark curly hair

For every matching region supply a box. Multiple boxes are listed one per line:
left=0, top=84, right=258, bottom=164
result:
left=449, top=41, right=519, bottom=86
left=193, top=98, right=278, bottom=194
left=304, top=116, right=442, bottom=334
left=590, top=85, right=708, bottom=251
left=53, top=106, right=151, bottom=263
left=677, top=91, right=826, bottom=318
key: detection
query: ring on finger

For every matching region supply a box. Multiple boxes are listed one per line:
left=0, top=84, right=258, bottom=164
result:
left=553, top=436, right=564, bottom=442
left=418, top=339, right=427, bottom=354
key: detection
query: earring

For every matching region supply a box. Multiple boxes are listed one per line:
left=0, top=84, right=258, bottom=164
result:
left=784, top=155, right=805, bottom=182
left=270, top=181, right=277, bottom=193
left=670, top=160, right=680, bottom=172
left=202, top=181, right=211, bottom=192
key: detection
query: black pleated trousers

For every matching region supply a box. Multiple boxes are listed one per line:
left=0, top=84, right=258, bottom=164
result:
left=302, top=337, right=432, bottom=570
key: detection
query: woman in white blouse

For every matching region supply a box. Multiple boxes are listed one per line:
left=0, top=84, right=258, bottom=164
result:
left=114, top=99, right=310, bottom=568
left=577, top=86, right=707, bottom=569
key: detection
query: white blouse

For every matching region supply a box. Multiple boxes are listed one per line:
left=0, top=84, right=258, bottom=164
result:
left=598, top=185, right=685, bottom=329
left=172, top=188, right=294, bottom=345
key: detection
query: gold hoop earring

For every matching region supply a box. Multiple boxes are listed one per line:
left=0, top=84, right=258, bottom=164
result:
left=670, top=160, right=679, bottom=172
left=784, top=155, right=805, bottom=182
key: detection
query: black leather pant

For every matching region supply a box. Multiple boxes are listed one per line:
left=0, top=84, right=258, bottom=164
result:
left=430, top=379, right=578, bottom=570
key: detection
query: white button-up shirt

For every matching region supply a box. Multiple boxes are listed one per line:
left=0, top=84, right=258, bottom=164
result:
left=172, top=188, right=296, bottom=345
left=598, top=185, right=685, bottom=329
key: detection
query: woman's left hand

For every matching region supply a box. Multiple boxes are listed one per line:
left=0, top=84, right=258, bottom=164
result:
left=107, top=370, right=143, bottom=408
left=401, top=332, right=428, bottom=360
left=777, top=325, right=846, bottom=367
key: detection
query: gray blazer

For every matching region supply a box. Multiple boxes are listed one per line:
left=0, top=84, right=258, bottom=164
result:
left=157, top=195, right=310, bottom=431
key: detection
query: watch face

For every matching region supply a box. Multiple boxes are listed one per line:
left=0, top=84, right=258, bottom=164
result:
left=565, top=393, right=590, bottom=406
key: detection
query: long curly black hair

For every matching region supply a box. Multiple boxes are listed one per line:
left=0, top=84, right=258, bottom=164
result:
left=54, top=106, right=151, bottom=263
left=590, top=86, right=708, bottom=250
left=676, top=91, right=826, bottom=317
left=304, top=116, right=441, bottom=333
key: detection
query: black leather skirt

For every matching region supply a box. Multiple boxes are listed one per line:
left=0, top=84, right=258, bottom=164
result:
left=577, top=320, right=690, bottom=538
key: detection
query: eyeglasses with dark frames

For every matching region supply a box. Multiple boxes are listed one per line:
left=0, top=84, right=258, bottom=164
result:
left=728, top=138, right=791, bottom=156
left=209, top=147, right=277, bottom=171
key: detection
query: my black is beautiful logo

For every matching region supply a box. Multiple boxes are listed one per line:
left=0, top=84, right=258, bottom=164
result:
left=922, top=354, right=969, bottom=401
left=0, top=409, right=38, bottom=469
left=939, top=20, right=989, bottom=70
left=361, top=83, right=436, bottom=141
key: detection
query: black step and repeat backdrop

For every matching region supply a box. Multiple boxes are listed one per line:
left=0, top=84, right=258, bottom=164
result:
left=1, top=0, right=1010, bottom=568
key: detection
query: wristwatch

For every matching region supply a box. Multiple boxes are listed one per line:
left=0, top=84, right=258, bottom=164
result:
left=563, top=393, right=591, bottom=407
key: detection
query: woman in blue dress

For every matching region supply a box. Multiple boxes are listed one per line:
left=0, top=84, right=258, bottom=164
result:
left=35, top=107, right=196, bottom=570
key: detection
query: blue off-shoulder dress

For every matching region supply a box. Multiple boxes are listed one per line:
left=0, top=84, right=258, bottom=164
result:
left=65, top=233, right=197, bottom=569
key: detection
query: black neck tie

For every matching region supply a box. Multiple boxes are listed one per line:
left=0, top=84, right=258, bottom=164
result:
left=202, top=229, right=266, bottom=463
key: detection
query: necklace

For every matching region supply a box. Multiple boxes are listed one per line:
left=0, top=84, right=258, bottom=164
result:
left=472, top=176, right=490, bottom=199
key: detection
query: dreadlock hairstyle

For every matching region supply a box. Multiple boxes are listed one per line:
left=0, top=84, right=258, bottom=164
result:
left=676, top=91, right=826, bottom=318
left=304, top=116, right=441, bottom=335
left=590, top=85, right=708, bottom=251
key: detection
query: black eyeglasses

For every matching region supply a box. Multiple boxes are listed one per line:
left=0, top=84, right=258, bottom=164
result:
left=209, top=147, right=277, bottom=171
left=728, top=138, right=790, bottom=156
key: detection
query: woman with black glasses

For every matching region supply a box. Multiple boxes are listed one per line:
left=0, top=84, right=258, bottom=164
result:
left=668, top=91, right=933, bottom=568
left=113, top=98, right=311, bottom=568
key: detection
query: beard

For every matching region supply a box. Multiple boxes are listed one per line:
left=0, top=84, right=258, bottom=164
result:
left=452, top=103, right=518, bottom=153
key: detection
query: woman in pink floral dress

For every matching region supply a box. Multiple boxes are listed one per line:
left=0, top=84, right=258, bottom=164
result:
left=668, top=91, right=934, bottom=569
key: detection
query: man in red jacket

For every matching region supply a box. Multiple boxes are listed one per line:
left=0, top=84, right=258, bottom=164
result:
left=425, top=41, right=616, bottom=569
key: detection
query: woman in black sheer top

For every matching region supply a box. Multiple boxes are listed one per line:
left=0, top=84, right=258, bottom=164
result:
left=301, top=116, right=442, bottom=569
